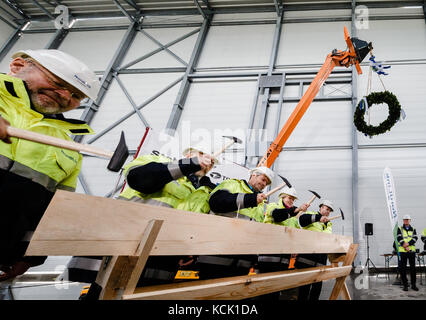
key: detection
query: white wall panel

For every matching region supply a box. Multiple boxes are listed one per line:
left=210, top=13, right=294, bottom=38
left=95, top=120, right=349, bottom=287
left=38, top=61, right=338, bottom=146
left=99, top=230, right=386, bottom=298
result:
left=358, top=148, right=426, bottom=266
left=197, top=24, right=274, bottom=68
left=0, top=32, right=54, bottom=71
left=121, top=27, right=198, bottom=69
left=274, top=101, right=353, bottom=147
left=273, top=149, right=353, bottom=237
left=357, top=64, right=426, bottom=145
left=357, top=19, right=426, bottom=61
left=59, top=30, right=127, bottom=71
left=277, top=21, right=351, bottom=66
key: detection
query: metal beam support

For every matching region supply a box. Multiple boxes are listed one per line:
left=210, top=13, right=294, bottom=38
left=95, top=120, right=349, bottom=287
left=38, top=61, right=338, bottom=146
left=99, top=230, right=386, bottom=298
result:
left=423, top=0, right=426, bottom=22
left=1, top=0, right=30, bottom=19
left=139, top=29, right=188, bottom=66
left=194, top=0, right=207, bottom=19
left=31, top=0, right=55, bottom=20
left=256, top=10, right=283, bottom=131
left=165, top=16, right=211, bottom=133
left=77, top=21, right=139, bottom=142
left=119, top=28, right=200, bottom=70
left=44, top=27, right=69, bottom=49
left=351, top=0, right=361, bottom=267
left=0, top=22, right=25, bottom=63
left=113, top=0, right=136, bottom=23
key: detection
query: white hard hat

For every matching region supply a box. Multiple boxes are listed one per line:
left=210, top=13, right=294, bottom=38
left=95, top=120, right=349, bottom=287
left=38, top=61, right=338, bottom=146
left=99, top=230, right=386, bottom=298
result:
left=12, top=49, right=100, bottom=101
left=182, top=143, right=219, bottom=164
left=319, top=199, right=334, bottom=212
left=279, top=187, right=298, bottom=200
left=403, top=214, right=411, bottom=220
left=249, top=166, right=274, bottom=185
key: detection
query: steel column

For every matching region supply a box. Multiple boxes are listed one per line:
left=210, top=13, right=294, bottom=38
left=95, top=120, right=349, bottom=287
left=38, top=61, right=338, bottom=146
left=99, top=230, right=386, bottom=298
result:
left=351, top=0, right=361, bottom=267
left=165, top=17, right=211, bottom=133
left=78, top=21, right=139, bottom=141
left=0, top=22, right=25, bottom=63
left=45, top=27, right=69, bottom=49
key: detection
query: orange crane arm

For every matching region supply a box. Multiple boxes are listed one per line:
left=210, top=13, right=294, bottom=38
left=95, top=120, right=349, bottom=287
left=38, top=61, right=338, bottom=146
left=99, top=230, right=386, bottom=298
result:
left=257, top=27, right=372, bottom=168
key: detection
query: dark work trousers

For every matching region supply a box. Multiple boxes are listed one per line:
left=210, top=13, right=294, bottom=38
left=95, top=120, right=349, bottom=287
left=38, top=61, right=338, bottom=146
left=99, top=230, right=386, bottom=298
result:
left=399, top=252, right=416, bottom=286
left=255, top=254, right=291, bottom=300
left=296, top=253, right=327, bottom=301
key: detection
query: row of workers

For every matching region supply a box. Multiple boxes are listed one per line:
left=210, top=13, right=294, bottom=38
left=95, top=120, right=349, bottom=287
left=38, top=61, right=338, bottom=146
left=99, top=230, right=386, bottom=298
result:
left=71, top=146, right=335, bottom=300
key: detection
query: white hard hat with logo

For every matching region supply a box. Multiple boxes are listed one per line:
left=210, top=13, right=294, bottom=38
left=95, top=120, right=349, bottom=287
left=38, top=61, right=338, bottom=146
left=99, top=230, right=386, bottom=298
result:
left=403, top=214, right=411, bottom=220
left=249, top=166, right=274, bottom=185
left=12, top=49, right=100, bottom=101
left=319, top=199, right=334, bottom=212
left=279, top=187, right=298, bottom=200
left=182, top=142, right=219, bottom=164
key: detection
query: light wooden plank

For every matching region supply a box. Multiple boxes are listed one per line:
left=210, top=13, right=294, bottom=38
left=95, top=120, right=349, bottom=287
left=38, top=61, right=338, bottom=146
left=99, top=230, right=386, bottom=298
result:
left=123, top=219, right=164, bottom=296
left=122, top=265, right=352, bottom=300
left=26, top=191, right=353, bottom=257
left=329, top=243, right=358, bottom=300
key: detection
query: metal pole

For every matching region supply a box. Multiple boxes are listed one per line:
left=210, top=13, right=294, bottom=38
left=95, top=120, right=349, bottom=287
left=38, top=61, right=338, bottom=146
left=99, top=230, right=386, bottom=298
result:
left=165, top=16, right=211, bottom=134
left=78, top=20, right=139, bottom=141
left=45, top=27, right=69, bottom=49
left=0, top=22, right=25, bottom=63
left=351, top=0, right=361, bottom=267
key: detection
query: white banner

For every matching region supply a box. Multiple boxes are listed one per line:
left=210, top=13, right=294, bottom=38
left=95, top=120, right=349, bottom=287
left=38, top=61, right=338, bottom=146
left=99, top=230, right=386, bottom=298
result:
left=383, top=167, right=400, bottom=255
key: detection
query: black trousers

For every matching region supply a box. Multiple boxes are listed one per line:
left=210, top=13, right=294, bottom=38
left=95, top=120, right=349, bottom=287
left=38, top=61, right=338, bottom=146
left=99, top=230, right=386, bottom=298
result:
left=399, top=252, right=416, bottom=286
left=296, top=253, right=327, bottom=301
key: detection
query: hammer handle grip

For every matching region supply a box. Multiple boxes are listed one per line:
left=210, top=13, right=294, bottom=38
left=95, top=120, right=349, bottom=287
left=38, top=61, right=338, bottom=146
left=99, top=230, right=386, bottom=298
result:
left=265, top=182, right=287, bottom=197
left=212, top=140, right=235, bottom=158
left=328, top=215, right=342, bottom=221
left=7, top=126, right=113, bottom=159
left=307, top=195, right=317, bottom=205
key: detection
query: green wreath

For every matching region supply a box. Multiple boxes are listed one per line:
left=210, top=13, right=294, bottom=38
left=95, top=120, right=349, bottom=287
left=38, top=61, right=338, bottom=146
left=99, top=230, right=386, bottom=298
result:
left=354, top=91, right=402, bottom=137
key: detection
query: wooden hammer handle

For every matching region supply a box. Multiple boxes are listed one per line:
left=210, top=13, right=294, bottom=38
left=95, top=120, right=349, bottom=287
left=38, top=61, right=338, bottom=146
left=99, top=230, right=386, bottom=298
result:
left=7, top=126, right=113, bottom=159
left=328, top=215, right=342, bottom=221
left=307, top=195, right=317, bottom=206
left=264, top=182, right=287, bottom=197
left=212, top=140, right=235, bottom=158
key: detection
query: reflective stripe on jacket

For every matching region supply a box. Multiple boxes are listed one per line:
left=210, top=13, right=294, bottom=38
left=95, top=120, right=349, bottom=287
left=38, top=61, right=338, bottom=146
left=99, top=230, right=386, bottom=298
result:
left=301, top=211, right=332, bottom=234
left=397, top=226, right=417, bottom=253
left=0, top=74, right=93, bottom=192
left=210, top=179, right=264, bottom=222
left=119, top=154, right=212, bottom=212
left=263, top=201, right=299, bottom=228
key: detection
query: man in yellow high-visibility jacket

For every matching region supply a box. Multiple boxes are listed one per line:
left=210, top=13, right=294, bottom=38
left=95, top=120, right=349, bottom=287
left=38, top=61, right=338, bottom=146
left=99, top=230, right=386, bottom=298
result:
left=397, top=214, right=419, bottom=291
left=0, top=49, right=99, bottom=282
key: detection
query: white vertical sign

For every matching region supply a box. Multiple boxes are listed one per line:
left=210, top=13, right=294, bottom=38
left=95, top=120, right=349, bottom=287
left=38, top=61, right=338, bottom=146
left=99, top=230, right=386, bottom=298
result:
left=383, top=167, right=400, bottom=255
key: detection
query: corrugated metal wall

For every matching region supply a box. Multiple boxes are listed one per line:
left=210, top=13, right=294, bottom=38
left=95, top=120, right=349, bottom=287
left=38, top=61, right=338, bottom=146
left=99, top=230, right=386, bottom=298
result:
left=1, top=7, right=425, bottom=299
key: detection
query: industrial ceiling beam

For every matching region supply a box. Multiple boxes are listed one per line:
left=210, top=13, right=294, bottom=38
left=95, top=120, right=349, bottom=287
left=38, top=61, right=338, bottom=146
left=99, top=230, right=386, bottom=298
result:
left=1, top=0, right=30, bottom=19
left=31, top=0, right=55, bottom=20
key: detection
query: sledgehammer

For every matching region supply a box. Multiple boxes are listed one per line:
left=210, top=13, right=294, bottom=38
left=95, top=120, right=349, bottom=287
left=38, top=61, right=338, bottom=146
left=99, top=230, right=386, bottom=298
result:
left=328, top=208, right=345, bottom=221
left=6, top=126, right=129, bottom=172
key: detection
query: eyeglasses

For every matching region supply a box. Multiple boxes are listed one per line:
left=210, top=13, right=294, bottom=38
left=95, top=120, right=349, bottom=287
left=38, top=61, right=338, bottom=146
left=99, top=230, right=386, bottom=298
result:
left=27, top=60, right=86, bottom=101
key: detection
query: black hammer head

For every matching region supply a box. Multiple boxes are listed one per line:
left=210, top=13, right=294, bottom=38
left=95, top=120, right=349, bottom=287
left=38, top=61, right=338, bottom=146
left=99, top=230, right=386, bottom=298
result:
left=107, top=131, right=129, bottom=172
left=222, top=135, right=243, bottom=144
left=308, top=190, right=321, bottom=199
left=339, top=208, right=345, bottom=220
left=278, top=174, right=292, bottom=188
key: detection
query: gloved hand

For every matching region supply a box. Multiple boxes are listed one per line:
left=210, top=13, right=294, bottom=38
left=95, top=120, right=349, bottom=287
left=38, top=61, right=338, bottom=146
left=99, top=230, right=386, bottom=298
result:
left=0, top=261, right=32, bottom=281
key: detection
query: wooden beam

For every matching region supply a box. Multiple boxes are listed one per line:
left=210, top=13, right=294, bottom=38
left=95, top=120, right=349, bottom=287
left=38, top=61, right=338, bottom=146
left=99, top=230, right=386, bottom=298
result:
left=95, top=219, right=164, bottom=300
left=122, top=265, right=352, bottom=300
left=329, top=243, right=358, bottom=300
left=27, top=191, right=353, bottom=257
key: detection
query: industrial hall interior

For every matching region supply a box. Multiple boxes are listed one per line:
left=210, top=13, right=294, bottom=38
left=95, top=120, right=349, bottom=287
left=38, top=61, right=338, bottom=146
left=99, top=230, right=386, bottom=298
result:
left=0, top=0, right=425, bottom=302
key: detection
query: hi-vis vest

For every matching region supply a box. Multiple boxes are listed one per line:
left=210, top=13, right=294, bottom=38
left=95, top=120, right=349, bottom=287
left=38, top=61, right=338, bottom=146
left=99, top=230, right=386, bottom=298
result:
left=301, top=211, right=332, bottom=234
left=398, top=226, right=416, bottom=253
left=119, top=154, right=211, bottom=212
left=210, top=179, right=264, bottom=222
left=0, top=74, right=93, bottom=192
left=263, top=200, right=299, bottom=228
